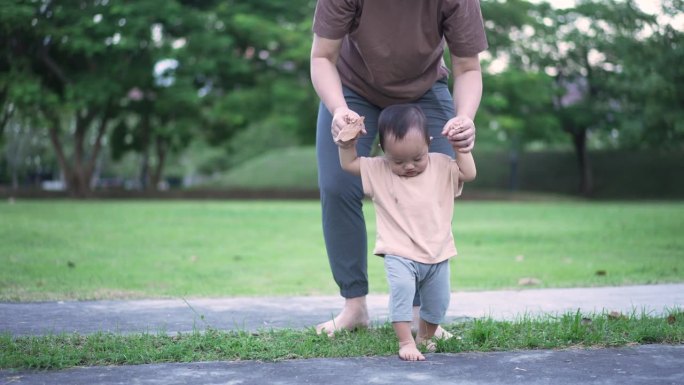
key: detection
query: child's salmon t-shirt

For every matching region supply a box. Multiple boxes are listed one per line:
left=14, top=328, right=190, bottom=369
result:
left=359, top=153, right=463, bottom=264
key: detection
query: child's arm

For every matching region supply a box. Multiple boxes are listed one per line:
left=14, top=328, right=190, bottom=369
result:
left=445, top=123, right=476, bottom=182
left=338, top=140, right=361, bottom=176
left=455, top=151, right=476, bottom=182
left=334, top=116, right=364, bottom=176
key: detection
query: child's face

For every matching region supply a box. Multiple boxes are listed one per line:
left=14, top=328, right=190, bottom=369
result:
left=383, top=128, right=429, bottom=177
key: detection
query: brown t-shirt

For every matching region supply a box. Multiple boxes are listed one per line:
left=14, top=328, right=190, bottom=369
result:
left=360, top=153, right=463, bottom=264
left=313, top=0, right=489, bottom=107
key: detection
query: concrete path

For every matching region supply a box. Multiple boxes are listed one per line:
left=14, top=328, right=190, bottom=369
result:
left=2, top=345, right=683, bottom=385
left=1, top=284, right=683, bottom=385
left=2, top=284, right=683, bottom=336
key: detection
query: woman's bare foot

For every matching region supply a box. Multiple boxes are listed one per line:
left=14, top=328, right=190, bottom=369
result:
left=433, top=326, right=453, bottom=340
left=415, top=336, right=437, bottom=353
left=316, top=296, right=369, bottom=337
left=398, top=342, right=425, bottom=361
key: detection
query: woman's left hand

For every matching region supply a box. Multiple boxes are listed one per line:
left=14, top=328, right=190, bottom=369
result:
left=441, top=116, right=476, bottom=153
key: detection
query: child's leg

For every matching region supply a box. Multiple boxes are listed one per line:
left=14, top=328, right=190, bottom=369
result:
left=415, top=320, right=439, bottom=353
left=412, top=307, right=454, bottom=340
left=415, top=260, right=451, bottom=346
left=384, top=255, right=424, bottom=361
left=393, top=322, right=424, bottom=361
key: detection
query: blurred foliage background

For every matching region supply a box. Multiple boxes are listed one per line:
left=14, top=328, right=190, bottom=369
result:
left=1, top=0, right=682, bottom=198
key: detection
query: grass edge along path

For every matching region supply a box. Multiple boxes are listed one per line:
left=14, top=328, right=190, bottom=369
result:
left=2, top=309, right=682, bottom=370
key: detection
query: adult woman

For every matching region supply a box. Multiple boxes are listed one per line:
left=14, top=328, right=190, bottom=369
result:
left=310, top=0, right=488, bottom=335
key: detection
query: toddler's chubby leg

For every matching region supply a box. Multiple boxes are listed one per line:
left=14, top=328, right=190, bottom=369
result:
left=393, top=322, right=425, bottom=361
left=414, top=319, right=439, bottom=353
left=414, top=259, right=451, bottom=341
left=412, top=306, right=453, bottom=340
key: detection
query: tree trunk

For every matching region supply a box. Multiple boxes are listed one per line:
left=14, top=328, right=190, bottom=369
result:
left=67, top=172, right=90, bottom=198
left=6, top=118, right=24, bottom=190
left=42, top=106, right=110, bottom=198
left=70, top=109, right=98, bottom=197
left=85, top=103, right=113, bottom=189
left=151, top=136, right=167, bottom=190
left=72, top=113, right=87, bottom=197
left=571, top=129, right=593, bottom=196
left=138, top=112, right=151, bottom=191
left=43, top=108, right=76, bottom=195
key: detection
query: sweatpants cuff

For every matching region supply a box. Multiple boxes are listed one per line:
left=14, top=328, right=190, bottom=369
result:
left=340, top=285, right=368, bottom=299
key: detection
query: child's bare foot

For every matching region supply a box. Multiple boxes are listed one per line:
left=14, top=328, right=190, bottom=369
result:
left=316, top=297, right=369, bottom=337
left=398, top=342, right=425, bottom=361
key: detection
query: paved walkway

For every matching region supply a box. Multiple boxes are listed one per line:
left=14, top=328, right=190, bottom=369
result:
left=1, top=284, right=683, bottom=384
left=2, top=284, right=683, bottom=336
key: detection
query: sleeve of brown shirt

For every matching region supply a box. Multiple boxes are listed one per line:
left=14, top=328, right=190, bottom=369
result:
left=442, top=0, right=489, bottom=56
left=312, top=0, right=361, bottom=39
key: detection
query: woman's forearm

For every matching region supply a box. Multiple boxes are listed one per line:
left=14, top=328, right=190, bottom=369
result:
left=451, top=55, right=483, bottom=120
left=311, top=57, right=347, bottom=114
left=310, top=35, right=348, bottom=115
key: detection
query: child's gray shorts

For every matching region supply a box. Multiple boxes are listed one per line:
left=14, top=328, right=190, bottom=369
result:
left=384, top=255, right=451, bottom=325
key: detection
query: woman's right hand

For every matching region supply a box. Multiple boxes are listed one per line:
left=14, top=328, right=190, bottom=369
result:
left=331, top=107, right=365, bottom=140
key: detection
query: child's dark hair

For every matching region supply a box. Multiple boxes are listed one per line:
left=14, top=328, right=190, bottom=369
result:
left=378, top=104, right=429, bottom=151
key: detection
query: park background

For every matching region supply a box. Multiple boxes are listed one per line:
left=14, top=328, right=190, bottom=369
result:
left=1, top=2, right=684, bottom=371
left=1, top=0, right=682, bottom=199
left=0, top=0, right=683, bottom=303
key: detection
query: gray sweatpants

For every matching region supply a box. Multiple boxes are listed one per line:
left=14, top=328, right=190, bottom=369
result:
left=315, top=79, right=456, bottom=301
left=384, top=255, right=451, bottom=325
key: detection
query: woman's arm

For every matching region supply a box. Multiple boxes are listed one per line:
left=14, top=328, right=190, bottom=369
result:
left=311, top=34, right=363, bottom=138
left=452, top=54, right=483, bottom=121
left=440, top=54, right=483, bottom=153
left=310, top=34, right=345, bottom=114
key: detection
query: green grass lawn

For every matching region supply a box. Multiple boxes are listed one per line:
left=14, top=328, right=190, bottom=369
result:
left=1, top=200, right=683, bottom=301
left=3, top=310, right=683, bottom=370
